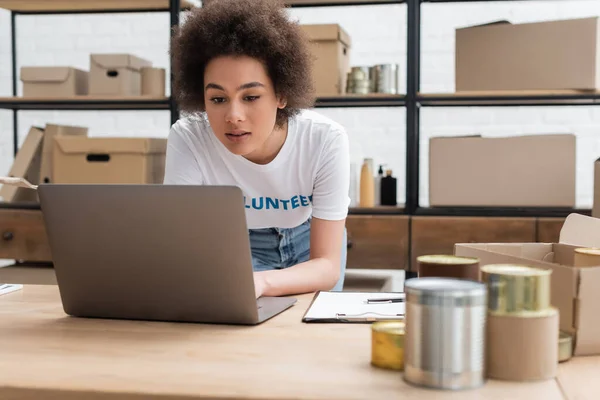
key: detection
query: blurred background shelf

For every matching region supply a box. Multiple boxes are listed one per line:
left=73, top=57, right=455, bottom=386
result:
left=418, top=90, right=600, bottom=107
left=314, top=94, right=406, bottom=108
left=0, top=0, right=194, bottom=13
left=3, top=0, right=597, bottom=220
left=286, top=0, right=405, bottom=7
left=0, top=96, right=171, bottom=110
left=415, top=206, right=591, bottom=218
left=349, top=205, right=406, bottom=215
left=0, top=95, right=406, bottom=110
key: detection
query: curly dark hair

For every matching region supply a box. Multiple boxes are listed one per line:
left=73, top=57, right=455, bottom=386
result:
left=170, top=0, right=315, bottom=127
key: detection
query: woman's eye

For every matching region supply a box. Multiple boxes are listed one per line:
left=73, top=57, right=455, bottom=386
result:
left=210, top=97, right=226, bottom=104
left=245, top=96, right=260, bottom=102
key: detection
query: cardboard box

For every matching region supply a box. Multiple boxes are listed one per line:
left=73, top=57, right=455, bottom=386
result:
left=39, top=124, right=89, bottom=184
left=141, top=67, right=166, bottom=97
left=53, top=137, right=167, bottom=184
left=593, top=158, right=600, bottom=218
left=429, top=134, right=576, bottom=207
left=20, top=67, right=88, bottom=97
left=89, top=54, right=152, bottom=96
left=455, top=213, right=600, bottom=356
left=456, top=17, right=600, bottom=91
left=0, top=126, right=43, bottom=203
left=301, top=24, right=351, bottom=96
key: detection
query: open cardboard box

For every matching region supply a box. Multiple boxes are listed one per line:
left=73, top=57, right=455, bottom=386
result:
left=455, top=213, right=600, bottom=356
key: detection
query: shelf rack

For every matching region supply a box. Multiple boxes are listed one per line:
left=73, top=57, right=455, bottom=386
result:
left=410, top=0, right=595, bottom=218
left=2, top=0, right=595, bottom=218
left=3, top=0, right=185, bottom=159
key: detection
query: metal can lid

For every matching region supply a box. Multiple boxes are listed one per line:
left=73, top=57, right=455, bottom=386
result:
left=417, top=255, right=479, bottom=265
left=575, top=247, right=600, bottom=256
left=372, top=321, right=405, bottom=335
left=559, top=331, right=573, bottom=362
left=405, top=277, right=486, bottom=299
left=481, top=264, right=551, bottom=277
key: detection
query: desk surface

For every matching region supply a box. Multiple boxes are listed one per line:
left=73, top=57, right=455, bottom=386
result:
left=0, top=285, right=596, bottom=400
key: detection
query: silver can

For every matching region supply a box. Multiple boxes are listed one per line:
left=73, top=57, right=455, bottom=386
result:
left=376, top=64, right=399, bottom=94
left=404, top=277, right=487, bottom=390
left=368, top=66, right=378, bottom=92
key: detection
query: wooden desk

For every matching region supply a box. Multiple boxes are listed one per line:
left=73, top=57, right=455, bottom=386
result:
left=0, top=285, right=589, bottom=400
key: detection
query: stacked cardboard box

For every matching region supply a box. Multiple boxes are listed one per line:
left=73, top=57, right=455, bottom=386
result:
left=53, top=136, right=167, bottom=184
left=21, top=53, right=165, bottom=98
left=428, top=134, right=577, bottom=208
left=455, top=17, right=600, bottom=92
left=0, top=125, right=167, bottom=203
left=301, top=24, right=351, bottom=96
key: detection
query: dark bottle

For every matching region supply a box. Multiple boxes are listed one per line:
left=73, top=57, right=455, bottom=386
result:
left=380, top=169, right=397, bottom=206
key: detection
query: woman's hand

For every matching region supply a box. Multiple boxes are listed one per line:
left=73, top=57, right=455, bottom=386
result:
left=253, top=272, right=267, bottom=298
left=250, top=218, right=345, bottom=298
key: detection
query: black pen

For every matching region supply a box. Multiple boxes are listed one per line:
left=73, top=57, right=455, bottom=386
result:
left=366, top=298, right=405, bottom=304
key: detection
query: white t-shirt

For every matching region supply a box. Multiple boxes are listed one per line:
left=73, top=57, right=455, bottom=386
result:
left=163, top=110, right=350, bottom=229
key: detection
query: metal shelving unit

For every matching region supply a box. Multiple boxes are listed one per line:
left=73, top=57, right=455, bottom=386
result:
left=409, top=0, right=595, bottom=218
left=3, top=0, right=184, bottom=157
left=3, top=0, right=595, bottom=218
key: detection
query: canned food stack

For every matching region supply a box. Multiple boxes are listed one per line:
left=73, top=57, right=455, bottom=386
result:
left=481, top=264, right=559, bottom=381
left=416, top=254, right=480, bottom=281
left=346, top=67, right=370, bottom=94
left=403, top=277, right=487, bottom=390
left=346, top=64, right=400, bottom=94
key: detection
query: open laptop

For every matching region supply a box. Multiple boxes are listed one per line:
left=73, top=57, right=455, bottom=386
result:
left=37, top=184, right=297, bottom=325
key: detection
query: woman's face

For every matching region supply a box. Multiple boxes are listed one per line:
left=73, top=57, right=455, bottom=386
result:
left=203, top=55, right=286, bottom=162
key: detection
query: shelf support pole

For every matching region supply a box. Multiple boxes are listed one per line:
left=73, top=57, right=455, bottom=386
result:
left=169, top=0, right=181, bottom=127
left=11, top=11, right=18, bottom=156
left=406, top=0, right=421, bottom=271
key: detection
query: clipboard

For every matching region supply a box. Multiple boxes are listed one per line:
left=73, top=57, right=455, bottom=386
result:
left=301, top=291, right=405, bottom=323
left=0, top=284, right=23, bottom=296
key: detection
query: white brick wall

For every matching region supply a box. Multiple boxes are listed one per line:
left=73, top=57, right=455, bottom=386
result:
left=1, top=1, right=600, bottom=209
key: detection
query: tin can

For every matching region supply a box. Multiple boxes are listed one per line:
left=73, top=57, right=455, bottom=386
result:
left=404, top=277, right=487, bottom=390
left=371, top=321, right=405, bottom=370
left=350, top=66, right=369, bottom=80
left=346, top=69, right=370, bottom=94
left=486, top=308, right=558, bottom=381
left=417, top=255, right=480, bottom=281
left=559, top=331, right=573, bottom=363
left=574, top=247, right=600, bottom=267
left=368, top=66, right=378, bottom=92
left=481, top=264, right=551, bottom=314
left=375, top=64, right=399, bottom=94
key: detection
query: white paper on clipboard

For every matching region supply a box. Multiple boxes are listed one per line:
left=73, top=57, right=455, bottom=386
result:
left=0, top=284, right=23, bottom=296
left=302, top=291, right=405, bottom=323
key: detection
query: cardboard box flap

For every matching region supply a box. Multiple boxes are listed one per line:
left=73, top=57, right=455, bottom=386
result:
left=460, top=242, right=553, bottom=260
left=430, top=134, right=484, bottom=141
left=559, top=213, right=600, bottom=248
left=91, top=54, right=151, bottom=71
left=575, top=267, right=600, bottom=355
left=458, top=20, right=512, bottom=30
left=302, top=24, right=351, bottom=47
left=45, top=124, right=88, bottom=137
left=455, top=242, right=578, bottom=334
left=55, top=137, right=167, bottom=155
left=594, top=159, right=600, bottom=218
left=20, top=67, right=73, bottom=83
